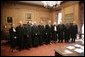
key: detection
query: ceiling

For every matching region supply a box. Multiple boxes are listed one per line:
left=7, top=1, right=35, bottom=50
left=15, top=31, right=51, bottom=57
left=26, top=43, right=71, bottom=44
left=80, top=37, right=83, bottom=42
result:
left=18, top=1, right=64, bottom=10
left=18, top=1, right=64, bottom=6
left=18, top=1, right=44, bottom=6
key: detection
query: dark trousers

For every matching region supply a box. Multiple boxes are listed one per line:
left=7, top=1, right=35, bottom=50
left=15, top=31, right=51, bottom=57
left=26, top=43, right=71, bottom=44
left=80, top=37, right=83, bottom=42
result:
left=71, top=34, right=77, bottom=42
left=58, top=32, right=63, bottom=42
left=33, top=34, right=39, bottom=47
left=10, top=38, right=16, bottom=49
left=52, top=31, right=57, bottom=43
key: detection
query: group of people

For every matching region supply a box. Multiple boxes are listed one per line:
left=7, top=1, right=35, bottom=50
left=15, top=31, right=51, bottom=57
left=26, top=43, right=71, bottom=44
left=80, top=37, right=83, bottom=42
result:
left=9, top=21, right=78, bottom=52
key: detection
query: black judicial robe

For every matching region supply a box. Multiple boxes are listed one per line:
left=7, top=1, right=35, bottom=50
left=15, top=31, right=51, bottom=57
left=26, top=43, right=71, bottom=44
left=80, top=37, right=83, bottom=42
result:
left=31, top=25, right=35, bottom=46
left=22, top=24, right=29, bottom=48
left=26, top=24, right=32, bottom=47
left=16, top=25, right=25, bottom=49
left=32, top=25, right=39, bottom=46
left=38, top=25, right=44, bottom=45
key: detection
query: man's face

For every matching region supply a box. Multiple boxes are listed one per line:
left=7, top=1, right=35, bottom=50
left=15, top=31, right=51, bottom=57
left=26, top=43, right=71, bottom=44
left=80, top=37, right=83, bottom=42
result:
left=12, top=24, right=14, bottom=27
left=5, top=25, right=7, bottom=28
left=53, top=22, right=56, bottom=25
left=48, top=21, right=51, bottom=24
left=29, top=21, right=32, bottom=24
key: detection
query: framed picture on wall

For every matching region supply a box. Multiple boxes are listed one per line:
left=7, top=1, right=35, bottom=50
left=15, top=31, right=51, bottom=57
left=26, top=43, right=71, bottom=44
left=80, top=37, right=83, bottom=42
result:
left=65, top=13, right=74, bottom=23
left=25, top=12, right=32, bottom=21
left=7, top=16, right=13, bottom=23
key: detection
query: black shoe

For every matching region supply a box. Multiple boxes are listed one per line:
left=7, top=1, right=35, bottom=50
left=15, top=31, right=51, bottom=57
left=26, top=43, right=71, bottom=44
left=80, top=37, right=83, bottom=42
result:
left=58, top=41, right=60, bottom=43
left=11, top=49, right=13, bottom=52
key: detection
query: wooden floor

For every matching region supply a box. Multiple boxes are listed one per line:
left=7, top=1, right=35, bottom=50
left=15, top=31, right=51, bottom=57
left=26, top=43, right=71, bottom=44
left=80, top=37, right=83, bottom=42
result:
left=1, top=39, right=83, bottom=56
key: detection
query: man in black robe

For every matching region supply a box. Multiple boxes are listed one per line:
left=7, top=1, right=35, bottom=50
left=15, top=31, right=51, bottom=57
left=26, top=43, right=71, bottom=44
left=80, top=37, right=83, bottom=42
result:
left=32, top=22, right=39, bottom=47
left=16, top=21, right=25, bottom=50
left=26, top=22, right=32, bottom=48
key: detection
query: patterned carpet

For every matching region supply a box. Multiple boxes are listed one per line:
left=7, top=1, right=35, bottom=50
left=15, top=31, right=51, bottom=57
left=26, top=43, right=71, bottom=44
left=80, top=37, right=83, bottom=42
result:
left=1, top=41, right=69, bottom=56
left=1, top=39, right=84, bottom=56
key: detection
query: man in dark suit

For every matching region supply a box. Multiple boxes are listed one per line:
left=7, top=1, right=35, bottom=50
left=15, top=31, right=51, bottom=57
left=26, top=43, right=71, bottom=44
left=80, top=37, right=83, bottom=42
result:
left=45, top=21, right=52, bottom=44
left=9, top=24, right=17, bottom=52
left=45, top=24, right=49, bottom=44
left=64, top=23, right=68, bottom=43
left=57, top=24, right=60, bottom=43
left=64, top=23, right=71, bottom=43
left=41, top=24, right=45, bottom=44
left=51, top=22, right=57, bottom=43
left=43, top=24, right=46, bottom=44
left=57, top=23, right=65, bottom=43
left=71, top=22, right=78, bottom=42
left=38, top=24, right=42, bottom=45
left=61, top=23, right=66, bottom=43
